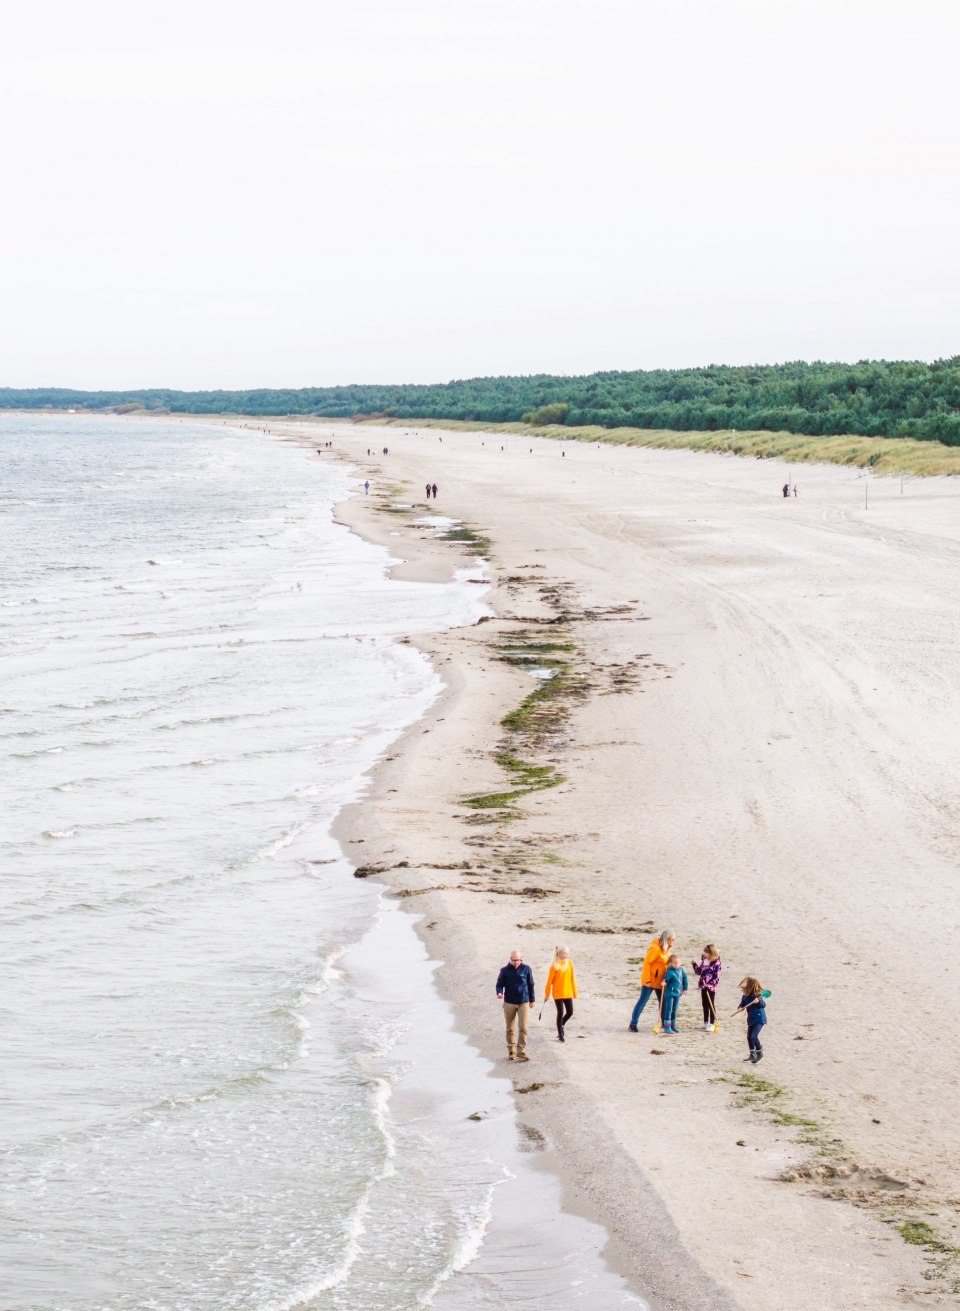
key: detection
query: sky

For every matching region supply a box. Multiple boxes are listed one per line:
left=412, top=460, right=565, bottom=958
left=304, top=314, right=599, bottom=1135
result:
left=1, top=0, right=958, bottom=389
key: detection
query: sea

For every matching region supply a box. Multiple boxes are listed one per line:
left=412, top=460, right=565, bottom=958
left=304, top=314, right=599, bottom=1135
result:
left=0, top=414, right=643, bottom=1311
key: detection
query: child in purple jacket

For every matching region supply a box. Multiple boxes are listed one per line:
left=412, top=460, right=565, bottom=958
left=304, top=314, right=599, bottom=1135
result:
left=691, top=944, right=721, bottom=1031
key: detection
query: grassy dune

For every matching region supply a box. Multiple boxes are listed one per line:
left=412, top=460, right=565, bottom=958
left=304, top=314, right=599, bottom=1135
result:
left=360, top=417, right=960, bottom=477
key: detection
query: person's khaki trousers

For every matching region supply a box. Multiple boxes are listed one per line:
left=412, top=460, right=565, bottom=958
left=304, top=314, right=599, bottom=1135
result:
left=503, top=1001, right=530, bottom=1056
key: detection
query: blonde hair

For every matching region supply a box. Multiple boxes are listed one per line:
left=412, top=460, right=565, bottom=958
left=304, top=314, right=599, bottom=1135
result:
left=553, top=944, right=570, bottom=965
left=739, top=976, right=763, bottom=997
left=667, top=953, right=679, bottom=966
left=703, top=944, right=719, bottom=961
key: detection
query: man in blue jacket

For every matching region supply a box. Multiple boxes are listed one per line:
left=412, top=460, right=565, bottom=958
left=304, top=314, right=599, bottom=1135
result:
left=496, top=949, right=536, bottom=1061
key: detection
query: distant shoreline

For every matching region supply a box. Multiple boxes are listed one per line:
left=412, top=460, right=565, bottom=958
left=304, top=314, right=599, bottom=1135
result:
left=4, top=406, right=958, bottom=477
left=4, top=354, right=960, bottom=450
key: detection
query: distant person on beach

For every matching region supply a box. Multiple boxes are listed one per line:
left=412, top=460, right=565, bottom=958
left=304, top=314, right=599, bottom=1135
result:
left=364, top=481, right=369, bottom=495
left=383, top=447, right=388, bottom=455
left=431, top=483, right=437, bottom=498
left=660, top=955, right=688, bottom=1035
left=793, top=484, right=798, bottom=497
left=736, top=977, right=767, bottom=1064
left=692, top=944, right=722, bottom=1030
left=782, top=483, right=790, bottom=498
left=425, top=483, right=432, bottom=498
left=544, top=945, right=578, bottom=1043
left=629, top=930, right=674, bottom=1030
left=496, top=949, right=535, bottom=1061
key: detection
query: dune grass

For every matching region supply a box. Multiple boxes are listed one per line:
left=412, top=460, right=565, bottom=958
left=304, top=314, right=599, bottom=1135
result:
left=361, top=416, right=960, bottom=478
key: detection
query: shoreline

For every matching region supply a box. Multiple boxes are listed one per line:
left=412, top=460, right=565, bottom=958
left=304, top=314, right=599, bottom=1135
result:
left=264, top=418, right=959, bottom=1307
left=5, top=407, right=960, bottom=478
left=324, top=480, right=715, bottom=1310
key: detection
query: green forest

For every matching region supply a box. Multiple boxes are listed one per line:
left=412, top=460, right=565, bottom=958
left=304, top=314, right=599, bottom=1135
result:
left=3, top=357, right=960, bottom=444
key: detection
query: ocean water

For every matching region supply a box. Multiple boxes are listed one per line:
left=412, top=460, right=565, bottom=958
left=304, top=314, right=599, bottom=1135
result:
left=0, top=415, right=642, bottom=1311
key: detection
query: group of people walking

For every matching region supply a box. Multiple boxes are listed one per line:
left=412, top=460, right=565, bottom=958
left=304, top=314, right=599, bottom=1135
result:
left=496, top=931, right=768, bottom=1064
left=425, top=482, right=438, bottom=498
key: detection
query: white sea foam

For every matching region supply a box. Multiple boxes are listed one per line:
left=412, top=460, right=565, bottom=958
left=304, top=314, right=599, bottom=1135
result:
left=415, top=1183, right=497, bottom=1307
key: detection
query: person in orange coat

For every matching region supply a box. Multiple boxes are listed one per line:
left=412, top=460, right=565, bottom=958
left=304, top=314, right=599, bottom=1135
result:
left=544, top=945, right=578, bottom=1042
left=628, top=929, right=675, bottom=1030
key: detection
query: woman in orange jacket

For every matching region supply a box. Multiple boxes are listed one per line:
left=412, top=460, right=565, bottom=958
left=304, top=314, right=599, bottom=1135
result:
left=544, top=945, right=578, bottom=1042
left=629, top=929, right=675, bottom=1030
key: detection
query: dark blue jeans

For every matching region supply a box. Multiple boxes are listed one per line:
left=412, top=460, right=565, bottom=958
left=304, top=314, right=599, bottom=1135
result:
left=747, top=1022, right=765, bottom=1052
left=662, top=992, right=680, bottom=1029
left=630, top=986, right=661, bottom=1027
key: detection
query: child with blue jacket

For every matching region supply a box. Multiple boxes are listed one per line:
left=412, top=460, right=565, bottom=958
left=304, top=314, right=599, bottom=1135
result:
left=660, top=955, right=688, bottom=1034
left=736, top=976, right=767, bottom=1063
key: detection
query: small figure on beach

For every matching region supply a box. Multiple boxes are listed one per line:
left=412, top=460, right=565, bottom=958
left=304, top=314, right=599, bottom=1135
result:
left=544, top=945, right=578, bottom=1042
left=660, top=955, right=688, bottom=1035
left=692, top=944, right=721, bottom=1030
left=496, top=949, right=535, bottom=1061
left=629, top=930, right=674, bottom=1030
left=383, top=447, right=389, bottom=455
left=364, top=480, right=369, bottom=495
left=736, top=976, right=767, bottom=1063
left=431, top=483, right=437, bottom=498
left=425, top=483, right=432, bottom=499
left=782, top=483, right=790, bottom=498
left=793, top=484, right=798, bottom=497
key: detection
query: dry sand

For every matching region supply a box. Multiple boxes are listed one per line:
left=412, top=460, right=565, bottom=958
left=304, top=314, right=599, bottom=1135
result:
left=262, top=420, right=960, bottom=1308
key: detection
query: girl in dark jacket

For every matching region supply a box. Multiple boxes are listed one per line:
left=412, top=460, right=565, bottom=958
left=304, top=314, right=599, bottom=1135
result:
left=736, top=976, right=767, bottom=1063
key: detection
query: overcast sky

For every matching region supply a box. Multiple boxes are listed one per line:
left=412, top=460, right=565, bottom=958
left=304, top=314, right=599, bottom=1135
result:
left=1, top=0, right=957, bottom=389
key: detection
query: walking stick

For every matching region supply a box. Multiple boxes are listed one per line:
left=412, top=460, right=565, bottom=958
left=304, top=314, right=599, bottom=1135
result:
left=652, top=988, right=666, bottom=1035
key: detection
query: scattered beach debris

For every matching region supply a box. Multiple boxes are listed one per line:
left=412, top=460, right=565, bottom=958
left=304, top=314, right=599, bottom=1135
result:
left=564, top=923, right=653, bottom=935
left=517, top=1123, right=547, bottom=1153
left=352, top=864, right=385, bottom=879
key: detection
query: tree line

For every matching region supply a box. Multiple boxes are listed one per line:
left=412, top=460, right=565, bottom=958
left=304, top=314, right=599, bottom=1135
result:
left=3, top=357, right=960, bottom=444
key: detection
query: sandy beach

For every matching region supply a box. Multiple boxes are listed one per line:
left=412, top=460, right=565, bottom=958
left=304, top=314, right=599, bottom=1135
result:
left=264, top=419, right=960, bottom=1308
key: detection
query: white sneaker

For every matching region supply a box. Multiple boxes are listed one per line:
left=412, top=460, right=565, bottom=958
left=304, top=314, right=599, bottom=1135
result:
left=703, top=1022, right=712, bottom=1031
